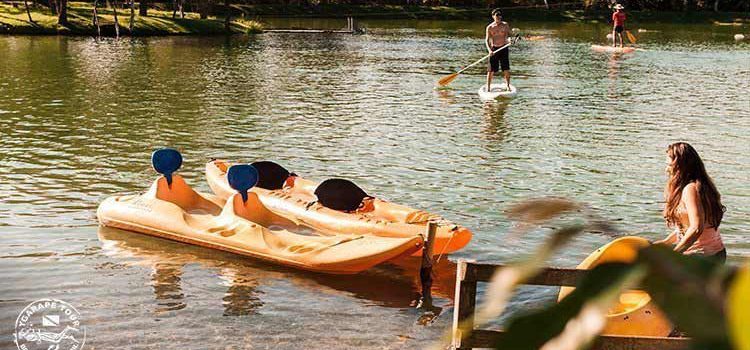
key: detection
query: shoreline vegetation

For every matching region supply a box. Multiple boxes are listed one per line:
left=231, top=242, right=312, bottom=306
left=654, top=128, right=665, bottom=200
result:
left=0, top=2, right=263, bottom=36
left=1, top=1, right=748, bottom=36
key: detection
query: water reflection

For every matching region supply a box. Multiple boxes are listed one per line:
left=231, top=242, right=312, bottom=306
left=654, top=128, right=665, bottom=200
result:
left=219, top=270, right=264, bottom=317
left=607, top=52, right=625, bottom=98
left=482, top=101, right=510, bottom=145
left=97, top=226, right=455, bottom=314
left=152, top=263, right=187, bottom=313
left=434, top=87, right=458, bottom=105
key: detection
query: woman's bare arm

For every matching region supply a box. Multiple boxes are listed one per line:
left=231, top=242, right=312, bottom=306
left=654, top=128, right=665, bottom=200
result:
left=654, top=229, right=679, bottom=245
left=674, top=183, right=705, bottom=253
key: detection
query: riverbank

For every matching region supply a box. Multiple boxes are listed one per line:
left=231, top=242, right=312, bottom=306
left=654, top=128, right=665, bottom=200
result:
left=3, top=2, right=748, bottom=37
left=0, top=2, right=262, bottom=36
left=238, top=3, right=748, bottom=24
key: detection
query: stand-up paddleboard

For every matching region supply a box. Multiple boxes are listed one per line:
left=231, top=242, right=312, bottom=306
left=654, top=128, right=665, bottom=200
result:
left=591, top=44, right=636, bottom=53
left=478, top=83, right=517, bottom=100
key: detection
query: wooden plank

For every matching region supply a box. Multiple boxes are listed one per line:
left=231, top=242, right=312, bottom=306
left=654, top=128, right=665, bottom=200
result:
left=452, top=259, right=478, bottom=350
left=465, top=329, right=690, bottom=350
left=262, top=29, right=354, bottom=34
left=469, top=262, right=587, bottom=286
left=469, top=262, right=667, bottom=288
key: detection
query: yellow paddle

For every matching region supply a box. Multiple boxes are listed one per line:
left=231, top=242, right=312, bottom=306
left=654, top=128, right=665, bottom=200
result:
left=625, top=30, right=637, bottom=44
left=437, top=38, right=516, bottom=87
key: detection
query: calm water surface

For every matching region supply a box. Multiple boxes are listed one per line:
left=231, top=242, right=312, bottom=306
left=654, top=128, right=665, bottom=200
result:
left=1, top=18, right=749, bottom=349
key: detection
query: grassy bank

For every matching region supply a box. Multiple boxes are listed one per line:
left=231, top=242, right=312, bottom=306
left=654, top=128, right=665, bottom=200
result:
left=0, top=2, right=262, bottom=36
left=2, top=2, right=746, bottom=36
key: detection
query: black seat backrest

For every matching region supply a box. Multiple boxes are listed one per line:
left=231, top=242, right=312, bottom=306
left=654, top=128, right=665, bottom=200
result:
left=314, top=178, right=370, bottom=212
left=250, top=161, right=291, bottom=190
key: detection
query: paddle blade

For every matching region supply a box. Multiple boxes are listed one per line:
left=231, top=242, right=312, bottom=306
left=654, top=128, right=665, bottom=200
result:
left=626, top=31, right=637, bottom=44
left=437, top=72, right=459, bottom=87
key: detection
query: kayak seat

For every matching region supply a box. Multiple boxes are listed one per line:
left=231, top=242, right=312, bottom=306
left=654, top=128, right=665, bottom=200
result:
left=251, top=161, right=292, bottom=190
left=232, top=192, right=275, bottom=226
left=214, top=160, right=230, bottom=172
left=155, top=175, right=221, bottom=215
left=314, top=178, right=371, bottom=212
left=232, top=192, right=299, bottom=229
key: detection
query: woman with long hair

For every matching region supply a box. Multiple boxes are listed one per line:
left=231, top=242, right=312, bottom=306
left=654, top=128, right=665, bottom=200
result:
left=655, top=142, right=727, bottom=263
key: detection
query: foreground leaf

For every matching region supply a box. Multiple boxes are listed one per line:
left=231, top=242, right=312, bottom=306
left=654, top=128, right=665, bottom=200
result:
left=506, top=198, right=579, bottom=225
left=638, top=245, right=732, bottom=348
left=498, top=262, right=645, bottom=350
left=728, top=263, right=750, bottom=350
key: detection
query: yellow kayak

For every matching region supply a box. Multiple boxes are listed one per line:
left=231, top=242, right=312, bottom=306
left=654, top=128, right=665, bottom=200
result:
left=97, top=150, right=423, bottom=274
left=558, top=236, right=672, bottom=336
left=206, top=160, right=472, bottom=256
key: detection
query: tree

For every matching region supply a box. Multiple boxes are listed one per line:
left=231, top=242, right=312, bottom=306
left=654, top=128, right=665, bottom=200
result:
left=139, top=0, right=148, bottom=16
left=57, top=0, right=67, bottom=24
left=23, top=0, right=34, bottom=23
left=224, top=0, right=231, bottom=33
left=112, top=0, right=120, bottom=37
left=93, top=0, right=101, bottom=36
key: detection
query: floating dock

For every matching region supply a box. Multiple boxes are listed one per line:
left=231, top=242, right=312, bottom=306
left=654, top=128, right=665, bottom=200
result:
left=263, top=17, right=364, bottom=34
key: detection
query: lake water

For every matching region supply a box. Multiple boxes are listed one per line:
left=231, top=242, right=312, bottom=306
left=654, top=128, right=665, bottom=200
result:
left=1, top=18, right=748, bottom=349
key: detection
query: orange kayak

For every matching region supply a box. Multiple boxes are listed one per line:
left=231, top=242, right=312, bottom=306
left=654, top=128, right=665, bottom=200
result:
left=97, top=174, right=423, bottom=274
left=206, top=160, right=472, bottom=256
left=558, top=236, right=672, bottom=336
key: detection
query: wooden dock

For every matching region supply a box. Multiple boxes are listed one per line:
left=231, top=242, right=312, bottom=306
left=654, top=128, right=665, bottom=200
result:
left=263, top=17, right=364, bottom=35
left=451, top=260, right=691, bottom=350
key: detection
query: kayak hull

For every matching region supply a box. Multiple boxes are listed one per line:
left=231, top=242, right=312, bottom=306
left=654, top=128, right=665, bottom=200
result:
left=478, top=83, right=518, bottom=100
left=591, top=45, right=636, bottom=53
left=558, top=236, right=672, bottom=336
left=97, top=176, right=423, bottom=274
left=206, top=160, right=472, bottom=256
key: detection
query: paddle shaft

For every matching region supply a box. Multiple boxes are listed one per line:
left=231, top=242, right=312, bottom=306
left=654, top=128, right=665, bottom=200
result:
left=456, top=41, right=513, bottom=75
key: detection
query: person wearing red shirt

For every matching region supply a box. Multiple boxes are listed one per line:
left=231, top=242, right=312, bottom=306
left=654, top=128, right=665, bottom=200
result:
left=612, top=4, right=627, bottom=48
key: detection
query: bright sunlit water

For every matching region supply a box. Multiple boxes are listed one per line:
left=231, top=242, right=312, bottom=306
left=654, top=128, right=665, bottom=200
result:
left=1, top=18, right=748, bottom=349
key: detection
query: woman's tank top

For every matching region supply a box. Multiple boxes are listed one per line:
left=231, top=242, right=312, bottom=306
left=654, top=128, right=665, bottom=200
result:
left=675, top=202, right=724, bottom=255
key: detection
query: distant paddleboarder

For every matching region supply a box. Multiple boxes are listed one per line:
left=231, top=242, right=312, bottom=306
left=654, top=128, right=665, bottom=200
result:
left=485, top=8, right=511, bottom=92
left=612, top=4, right=627, bottom=48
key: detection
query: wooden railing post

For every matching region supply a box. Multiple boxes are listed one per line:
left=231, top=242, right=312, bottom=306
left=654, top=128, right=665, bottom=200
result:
left=452, top=259, right=477, bottom=350
left=418, top=222, right=437, bottom=309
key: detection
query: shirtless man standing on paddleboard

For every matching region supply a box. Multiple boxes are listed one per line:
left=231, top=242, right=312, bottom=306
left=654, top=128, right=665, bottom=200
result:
left=486, top=8, right=511, bottom=92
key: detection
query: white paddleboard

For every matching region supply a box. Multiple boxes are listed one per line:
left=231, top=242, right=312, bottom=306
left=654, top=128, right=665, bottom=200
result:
left=478, top=83, right=517, bottom=100
left=591, top=44, right=636, bottom=53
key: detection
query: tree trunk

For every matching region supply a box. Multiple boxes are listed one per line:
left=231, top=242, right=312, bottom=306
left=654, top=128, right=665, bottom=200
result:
left=172, top=0, right=177, bottom=18
left=139, top=0, right=148, bottom=16
left=48, top=0, right=57, bottom=16
left=129, top=0, right=134, bottom=33
left=179, top=0, right=184, bottom=18
left=200, top=0, right=210, bottom=19
left=93, top=0, right=101, bottom=36
left=543, top=0, right=549, bottom=9
left=24, top=0, right=34, bottom=23
left=57, top=0, right=68, bottom=25
left=713, top=0, right=719, bottom=11
left=224, top=0, right=230, bottom=33
left=57, top=0, right=67, bottom=25
left=112, top=0, right=120, bottom=37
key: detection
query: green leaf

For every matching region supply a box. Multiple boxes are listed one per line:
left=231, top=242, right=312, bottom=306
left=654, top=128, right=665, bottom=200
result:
left=728, top=263, right=750, bottom=350
left=638, top=245, right=731, bottom=347
left=497, top=262, right=645, bottom=350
